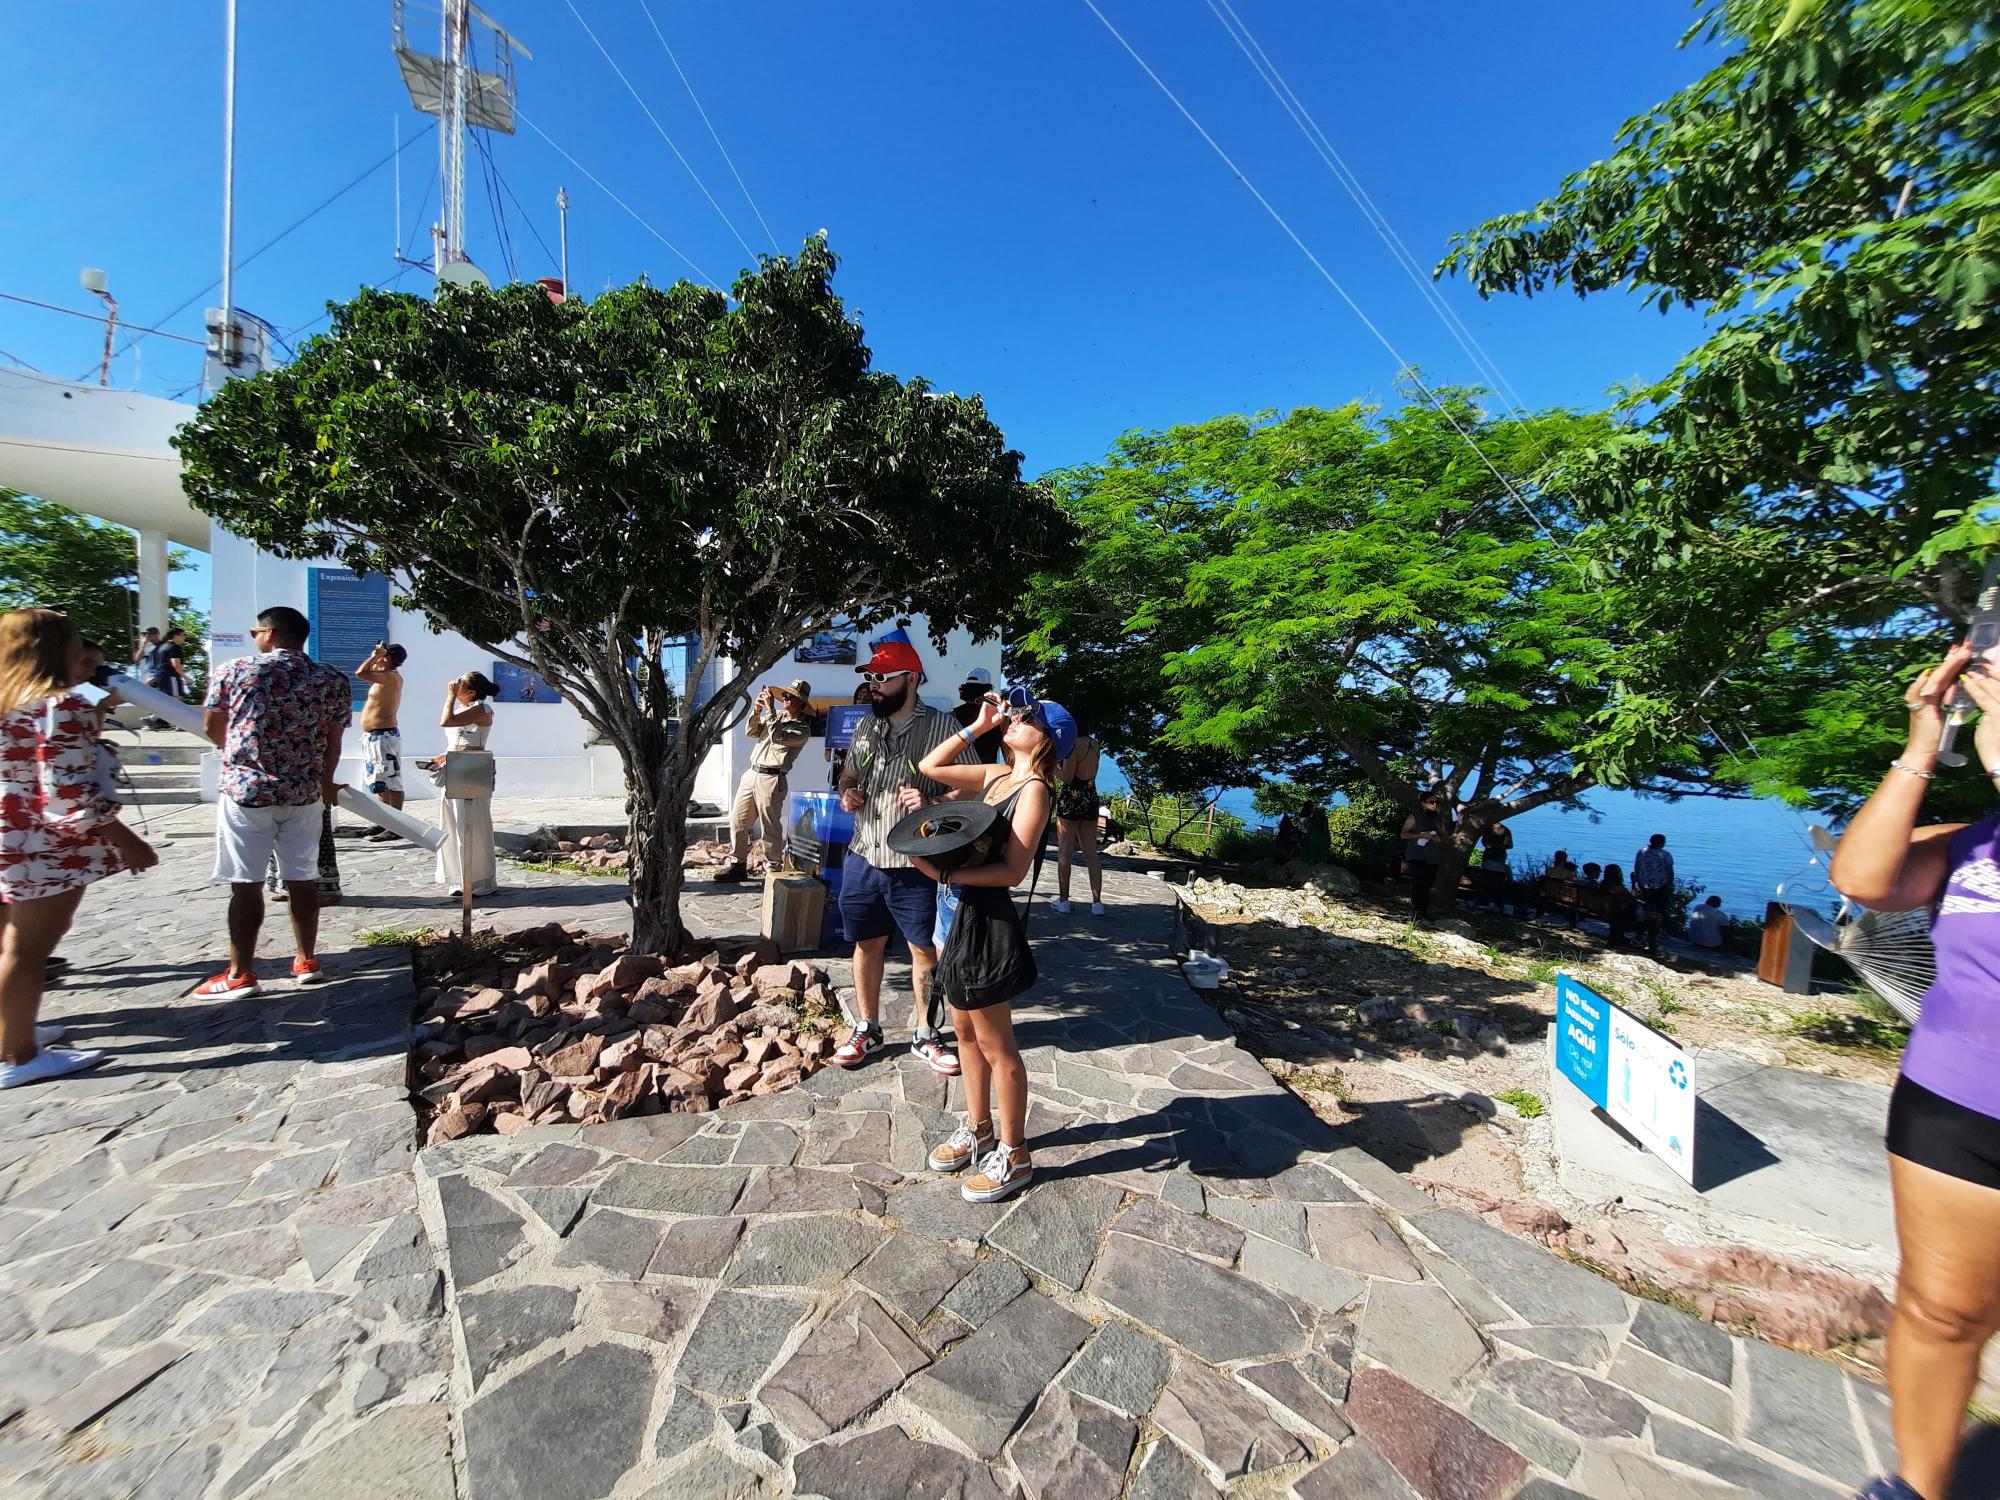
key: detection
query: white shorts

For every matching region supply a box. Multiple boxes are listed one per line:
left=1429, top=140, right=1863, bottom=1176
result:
left=215, top=798, right=324, bottom=884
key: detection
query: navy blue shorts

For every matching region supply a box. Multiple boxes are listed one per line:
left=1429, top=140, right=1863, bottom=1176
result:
left=839, top=852, right=939, bottom=950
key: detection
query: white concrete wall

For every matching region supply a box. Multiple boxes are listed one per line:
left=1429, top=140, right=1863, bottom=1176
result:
left=206, top=533, right=1001, bottom=810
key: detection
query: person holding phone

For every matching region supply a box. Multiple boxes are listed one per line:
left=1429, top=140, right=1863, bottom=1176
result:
left=1831, top=642, right=2000, bottom=1500
left=425, top=672, right=499, bottom=899
left=906, top=687, right=1073, bottom=1202
left=0, top=609, right=158, bottom=1087
left=714, top=680, right=812, bottom=882
left=1399, top=786, right=1452, bottom=917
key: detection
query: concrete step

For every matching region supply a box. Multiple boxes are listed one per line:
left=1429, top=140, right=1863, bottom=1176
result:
left=120, top=786, right=205, bottom=806
left=118, top=770, right=201, bottom=792
left=104, top=732, right=210, bottom=766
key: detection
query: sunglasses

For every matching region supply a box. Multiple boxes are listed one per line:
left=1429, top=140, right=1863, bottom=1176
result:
left=862, top=670, right=911, bottom=685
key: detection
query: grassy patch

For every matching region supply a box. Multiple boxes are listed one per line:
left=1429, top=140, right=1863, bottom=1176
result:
left=1494, top=1089, right=1545, bottom=1119
left=1563, top=1252, right=1703, bottom=1319
left=1644, top=982, right=1688, bottom=1018
left=1525, top=958, right=1562, bottom=986
left=509, top=856, right=627, bottom=879
left=1788, top=1008, right=1910, bottom=1059
left=1428, top=1018, right=1459, bottom=1038
left=1289, top=1067, right=1354, bottom=1102
left=361, top=926, right=437, bottom=948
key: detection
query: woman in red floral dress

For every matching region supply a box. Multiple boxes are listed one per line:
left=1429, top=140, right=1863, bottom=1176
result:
left=0, top=609, right=157, bottom=1088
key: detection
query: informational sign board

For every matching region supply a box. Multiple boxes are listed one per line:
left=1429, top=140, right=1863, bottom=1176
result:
left=307, top=569, right=391, bottom=710
left=795, top=628, right=858, bottom=666
left=492, top=660, right=559, bottom=704
left=824, top=705, right=869, bottom=751
left=1555, top=974, right=1696, bottom=1185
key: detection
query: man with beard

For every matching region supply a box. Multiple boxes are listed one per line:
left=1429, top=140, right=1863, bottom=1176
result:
left=830, top=638, right=973, bottom=1075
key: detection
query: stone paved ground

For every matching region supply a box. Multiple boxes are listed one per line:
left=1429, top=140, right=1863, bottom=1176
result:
left=0, top=801, right=1901, bottom=1498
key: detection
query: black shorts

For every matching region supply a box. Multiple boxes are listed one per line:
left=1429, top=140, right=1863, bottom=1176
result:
left=1887, top=1075, right=2000, bottom=1192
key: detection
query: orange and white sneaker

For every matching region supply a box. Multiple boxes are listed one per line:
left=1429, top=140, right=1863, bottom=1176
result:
left=961, top=1144, right=1033, bottom=1203
left=291, top=957, right=325, bottom=986
left=927, top=1121, right=995, bottom=1174
left=192, top=970, right=260, bottom=999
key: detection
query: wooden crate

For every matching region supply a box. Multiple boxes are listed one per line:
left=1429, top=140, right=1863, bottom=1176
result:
left=762, top=873, right=826, bottom=956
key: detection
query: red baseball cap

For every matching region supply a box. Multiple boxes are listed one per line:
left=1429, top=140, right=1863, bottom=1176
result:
left=857, top=639, right=924, bottom=679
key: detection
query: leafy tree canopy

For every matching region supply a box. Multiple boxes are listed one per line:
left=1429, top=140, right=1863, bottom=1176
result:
left=0, top=490, right=204, bottom=668
left=177, top=240, right=1070, bottom=949
left=1441, top=0, right=1999, bottom=814
left=1014, top=392, right=1696, bottom=902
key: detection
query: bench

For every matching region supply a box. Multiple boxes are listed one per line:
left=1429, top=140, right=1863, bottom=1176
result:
left=1537, top=877, right=1639, bottom=932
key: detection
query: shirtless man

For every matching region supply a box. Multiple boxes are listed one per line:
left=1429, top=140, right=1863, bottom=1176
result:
left=355, top=643, right=407, bottom=839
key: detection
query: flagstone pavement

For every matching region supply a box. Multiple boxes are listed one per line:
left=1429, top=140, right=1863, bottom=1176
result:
left=0, top=801, right=1902, bottom=1499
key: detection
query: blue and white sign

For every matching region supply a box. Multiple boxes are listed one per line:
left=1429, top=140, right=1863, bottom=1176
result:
left=1556, top=974, right=1696, bottom=1185
left=307, top=568, right=392, bottom=711
left=824, top=705, right=869, bottom=751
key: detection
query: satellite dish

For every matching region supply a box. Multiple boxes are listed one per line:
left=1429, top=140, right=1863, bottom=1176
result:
left=437, top=260, right=491, bottom=291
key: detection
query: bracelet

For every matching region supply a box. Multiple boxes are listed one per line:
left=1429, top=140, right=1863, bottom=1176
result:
left=1890, top=759, right=1936, bottom=780
left=960, top=727, right=977, bottom=747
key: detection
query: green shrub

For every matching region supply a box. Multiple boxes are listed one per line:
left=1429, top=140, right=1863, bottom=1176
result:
left=1323, top=785, right=1405, bottom=876
left=1495, top=1089, right=1545, bottom=1118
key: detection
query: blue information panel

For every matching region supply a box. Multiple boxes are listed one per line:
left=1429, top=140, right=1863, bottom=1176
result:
left=307, top=569, right=391, bottom=710
left=824, top=705, right=869, bottom=751
left=1556, top=972, right=1697, bottom=1185
left=1555, top=975, right=1611, bottom=1110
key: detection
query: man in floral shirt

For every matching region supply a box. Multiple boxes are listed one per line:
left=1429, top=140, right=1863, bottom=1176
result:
left=195, top=606, right=351, bottom=996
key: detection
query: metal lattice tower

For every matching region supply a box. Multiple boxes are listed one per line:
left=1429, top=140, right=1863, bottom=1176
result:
left=392, top=0, right=529, bottom=283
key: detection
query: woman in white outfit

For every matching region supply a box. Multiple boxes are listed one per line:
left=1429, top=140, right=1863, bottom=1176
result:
left=428, top=672, right=497, bottom=899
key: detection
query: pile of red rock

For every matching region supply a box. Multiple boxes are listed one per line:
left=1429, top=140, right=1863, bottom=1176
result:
left=526, top=832, right=631, bottom=874
left=412, top=924, right=840, bottom=1143
left=683, top=839, right=773, bottom=875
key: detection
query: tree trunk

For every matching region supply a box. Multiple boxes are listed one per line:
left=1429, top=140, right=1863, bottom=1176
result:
left=1428, top=831, right=1474, bottom=916
left=619, top=732, right=699, bottom=955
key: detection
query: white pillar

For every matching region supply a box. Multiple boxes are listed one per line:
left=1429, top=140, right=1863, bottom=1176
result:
left=136, top=529, right=170, bottom=639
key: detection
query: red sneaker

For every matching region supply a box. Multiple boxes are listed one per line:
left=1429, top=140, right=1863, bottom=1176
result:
left=192, top=970, right=260, bottom=999
left=291, top=957, right=325, bottom=986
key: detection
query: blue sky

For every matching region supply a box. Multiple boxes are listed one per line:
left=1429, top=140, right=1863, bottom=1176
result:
left=2, top=2, right=1719, bottom=609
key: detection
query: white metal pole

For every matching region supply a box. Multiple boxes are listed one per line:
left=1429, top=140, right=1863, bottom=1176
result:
left=433, top=0, right=451, bottom=278
left=557, top=186, right=569, bottom=293
left=219, top=0, right=238, bottom=375
left=445, top=0, right=468, bottom=266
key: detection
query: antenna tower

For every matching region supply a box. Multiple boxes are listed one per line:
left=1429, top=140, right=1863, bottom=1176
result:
left=392, top=0, right=529, bottom=285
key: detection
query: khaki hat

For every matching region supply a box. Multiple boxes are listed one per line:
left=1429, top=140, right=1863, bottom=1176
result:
left=779, top=679, right=813, bottom=705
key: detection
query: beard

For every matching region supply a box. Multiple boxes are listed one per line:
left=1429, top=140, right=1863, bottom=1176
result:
left=870, top=681, right=910, bottom=717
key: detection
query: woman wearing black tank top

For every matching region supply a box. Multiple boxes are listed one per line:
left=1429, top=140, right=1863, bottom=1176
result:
left=902, top=688, right=1075, bottom=1203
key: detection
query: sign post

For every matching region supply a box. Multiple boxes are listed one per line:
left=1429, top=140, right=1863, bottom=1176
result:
left=1555, top=974, right=1697, bottom=1185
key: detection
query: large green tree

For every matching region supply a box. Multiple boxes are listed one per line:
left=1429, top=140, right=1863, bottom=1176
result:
left=177, top=241, right=1070, bottom=950
left=1441, top=0, right=1999, bottom=816
left=0, top=490, right=206, bottom=674
left=1016, top=394, right=1700, bottom=905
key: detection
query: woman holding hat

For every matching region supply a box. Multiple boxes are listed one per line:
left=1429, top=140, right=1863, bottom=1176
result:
left=902, top=686, right=1075, bottom=1202
left=715, top=679, right=813, bottom=882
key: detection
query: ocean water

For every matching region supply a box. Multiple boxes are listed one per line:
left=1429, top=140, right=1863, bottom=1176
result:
left=1103, top=767, right=1822, bottom=921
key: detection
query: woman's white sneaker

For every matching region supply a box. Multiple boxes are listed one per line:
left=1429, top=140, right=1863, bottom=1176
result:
left=928, top=1123, right=995, bottom=1174
left=0, top=1047, right=106, bottom=1089
left=961, top=1144, right=1033, bottom=1202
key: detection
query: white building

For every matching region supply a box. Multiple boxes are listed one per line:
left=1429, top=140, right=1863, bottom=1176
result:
left=0, top=365, right=1002, bottom=806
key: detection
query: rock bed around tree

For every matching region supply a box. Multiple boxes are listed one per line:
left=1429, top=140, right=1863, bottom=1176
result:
left=412, top=925, right=842, bottom=1145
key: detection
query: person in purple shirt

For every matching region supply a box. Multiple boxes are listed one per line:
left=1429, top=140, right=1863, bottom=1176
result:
left=1832, top=641, right=2000, bottom=1500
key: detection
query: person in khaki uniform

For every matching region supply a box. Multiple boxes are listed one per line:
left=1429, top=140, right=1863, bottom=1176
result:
left=715, top=680, right=812, bottom=881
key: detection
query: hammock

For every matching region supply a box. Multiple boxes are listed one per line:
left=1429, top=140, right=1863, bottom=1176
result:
left=1777, top=826, right=1932, bottom=1025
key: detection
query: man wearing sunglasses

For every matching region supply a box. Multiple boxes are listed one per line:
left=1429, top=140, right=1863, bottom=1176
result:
left=830, top=638, right=975, bottom=1073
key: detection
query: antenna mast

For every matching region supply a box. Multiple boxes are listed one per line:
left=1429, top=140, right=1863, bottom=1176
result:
left=392, top=0, right=528, bottom=286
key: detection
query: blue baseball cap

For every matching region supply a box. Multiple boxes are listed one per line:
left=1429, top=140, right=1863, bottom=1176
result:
left=1004, top=686, right=1078, bottom=760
